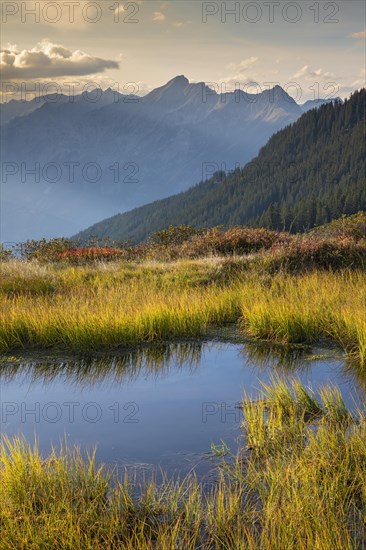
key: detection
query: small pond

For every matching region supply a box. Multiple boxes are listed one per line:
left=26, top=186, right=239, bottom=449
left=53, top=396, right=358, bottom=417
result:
left=1, top=336, right=365, bottom=479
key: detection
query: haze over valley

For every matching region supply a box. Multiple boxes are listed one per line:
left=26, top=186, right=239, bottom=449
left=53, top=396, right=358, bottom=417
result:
left=1, top=76, right=333, bottom=242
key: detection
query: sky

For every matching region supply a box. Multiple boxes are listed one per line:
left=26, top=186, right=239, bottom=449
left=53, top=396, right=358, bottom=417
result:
left=1, top=0, right=365, bottom=102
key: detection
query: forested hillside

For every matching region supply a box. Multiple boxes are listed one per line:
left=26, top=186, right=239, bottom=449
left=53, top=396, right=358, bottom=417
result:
left=76, top=89, right=365, bottom=243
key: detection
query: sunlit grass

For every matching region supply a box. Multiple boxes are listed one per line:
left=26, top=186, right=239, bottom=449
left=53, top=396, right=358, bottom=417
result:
left=1, top=380, right=365, bottom=549
left=0, top=259, right=365, bottom=367
left=240, top=270, right=366, bottom=367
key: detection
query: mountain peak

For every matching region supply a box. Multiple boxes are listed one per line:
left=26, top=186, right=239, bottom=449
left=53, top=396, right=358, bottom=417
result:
left=144, top=75, right=190, bottom=104
left=269, top=84, right=289, bottom=99
left=166, top=75, right=190, bottom=87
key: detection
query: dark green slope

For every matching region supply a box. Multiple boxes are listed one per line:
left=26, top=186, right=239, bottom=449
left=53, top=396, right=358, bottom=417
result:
left=76, top=89, right=366, bottom=243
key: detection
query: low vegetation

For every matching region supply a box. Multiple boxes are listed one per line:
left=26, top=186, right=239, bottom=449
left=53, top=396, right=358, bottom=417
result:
left=1, top=215, right=365, bottom=548
left=0, top=214, right=365, bottom=364
left=4, top=212, right=366, bottom=266
left=0, top=260, right=364, bottom=365
left=1, top=380, right=365, bottom=549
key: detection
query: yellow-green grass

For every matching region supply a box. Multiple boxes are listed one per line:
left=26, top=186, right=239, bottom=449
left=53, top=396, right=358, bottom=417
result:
left=1, top=380, right=365, bottom=549
left=240, top=269, right=366, bottom=366
left=0, top=259, right=365, bottom=366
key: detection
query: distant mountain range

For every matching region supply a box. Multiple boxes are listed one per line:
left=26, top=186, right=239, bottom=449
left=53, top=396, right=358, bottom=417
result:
left=0, top=75, right=341, bottom=242
left=75, top=89, right=365, bottom=242
left=300, top=97, right=343, bottom=113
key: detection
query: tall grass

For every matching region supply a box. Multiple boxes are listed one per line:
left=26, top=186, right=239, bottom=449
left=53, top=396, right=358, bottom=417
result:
left=1, top=380, right=365, bottom=549
left=240, top=270, right=366, bottom=366
left=0, top=260, right=365, bottom=366
left=0, top=260, right=240, bottom=351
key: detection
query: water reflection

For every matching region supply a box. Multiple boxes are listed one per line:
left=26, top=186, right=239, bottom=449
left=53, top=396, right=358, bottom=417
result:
left=1, top=339, right=365, bottom=478
left=1, top=340, right=363, bottom=391
left=0, top=342, right=204, bottom=388
left=244, top=341, right=340, bottom=371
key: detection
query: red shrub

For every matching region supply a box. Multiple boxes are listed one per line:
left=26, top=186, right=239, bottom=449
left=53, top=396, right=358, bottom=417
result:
left=264, top=236, right=366, bottom=271
left=57, top=247, right=128, bottom=263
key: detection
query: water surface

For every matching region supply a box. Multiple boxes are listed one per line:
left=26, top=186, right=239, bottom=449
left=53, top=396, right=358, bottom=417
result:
left=1, top=339, right=365, bottom=478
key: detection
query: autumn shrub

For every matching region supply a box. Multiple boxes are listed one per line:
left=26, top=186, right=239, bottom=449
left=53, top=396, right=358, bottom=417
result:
left=310, top=211, right=366, bottom=240
left=149, top=225, right=202, bottom=246
left=143, top=226, right=292, bottom=260
left=263, top=236, right=366, bottom=272
left=57, top=247, right=128, bottom=264
left=19, top=238, right=76, bottom=262
left=0, top=246, right=13, bottom=262
left=10, top=214, right=366, bottom=267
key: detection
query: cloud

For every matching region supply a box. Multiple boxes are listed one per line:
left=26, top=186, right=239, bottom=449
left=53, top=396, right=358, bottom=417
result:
left=222, top=57, right=260, bottom=87
left=350, top=28, right=366, bottom=39
left=350, top=68, right=366, bottom=88
left=150, top=5, right=189, bottom=28
left=293, top=65, right=335, bottom=80
left=152, top=11, right=166, bottom=22
left=290, top=65, right=347, bottom=101
left=0, top=41, right=119, bottom=80
left=228, top=57, right=259, bottom=72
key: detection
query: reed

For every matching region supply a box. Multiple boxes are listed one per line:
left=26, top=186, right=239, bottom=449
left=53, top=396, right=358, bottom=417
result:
left=0, top=260, right=365, bottom=367
left=1, top=380, right=365, bottom=549
left=240, top=270, right=366, bottom=366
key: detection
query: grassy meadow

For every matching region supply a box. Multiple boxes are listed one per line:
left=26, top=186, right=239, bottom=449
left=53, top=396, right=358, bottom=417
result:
left=1, top=214, right=365, bottom=548
left=1, top=380, right=365, bottom=549
left=0, top=259, right=365, bottom=366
